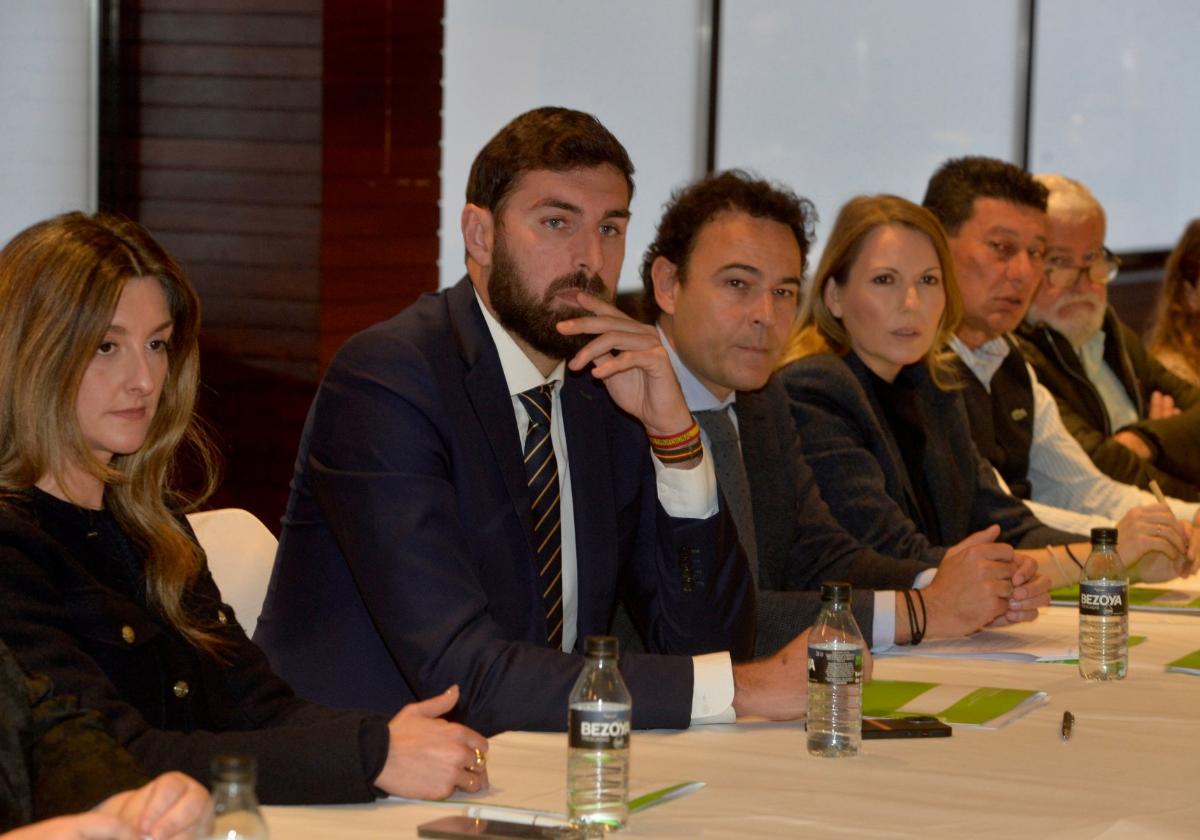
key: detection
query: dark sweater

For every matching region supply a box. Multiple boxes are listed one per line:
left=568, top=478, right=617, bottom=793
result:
left=0, top=640, right=147, bottom=831
left=0, top=489, right=390, bottom=805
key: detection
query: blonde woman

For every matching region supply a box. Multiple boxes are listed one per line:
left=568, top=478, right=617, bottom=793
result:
left=0, top=213, right=488, bottom=805
left=779, top=195, right=1190, bottom=588
left=1149, top=219, right=1200, bottom=386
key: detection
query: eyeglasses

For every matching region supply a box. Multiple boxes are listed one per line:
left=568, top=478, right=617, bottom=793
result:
left=1043, top=248, right=1120, bottom=289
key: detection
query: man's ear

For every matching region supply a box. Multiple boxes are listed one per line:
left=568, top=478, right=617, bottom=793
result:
left=462, top=203, right=495, bottom=268
left=823, top=280, right=843, bottom=318
left=651, top=256, right=682, bottom=316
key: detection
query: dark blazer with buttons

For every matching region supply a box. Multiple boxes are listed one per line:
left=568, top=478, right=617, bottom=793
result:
left=254, top=278, right=754, bottom=735
left=781, top=352, right=1081, bottom=562
left=734, top=377, right=935, bottom=653
left=0, top=490, right=389, bottom=805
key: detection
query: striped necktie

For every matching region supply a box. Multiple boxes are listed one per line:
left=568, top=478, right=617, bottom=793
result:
left=520, top=384, right=563, bottom=649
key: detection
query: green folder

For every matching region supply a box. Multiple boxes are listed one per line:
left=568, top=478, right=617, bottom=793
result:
left=863, top=679, right=1047, bottom=729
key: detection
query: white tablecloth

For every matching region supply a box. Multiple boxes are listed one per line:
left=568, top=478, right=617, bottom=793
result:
left=264, top=602, right=1200, bottom=839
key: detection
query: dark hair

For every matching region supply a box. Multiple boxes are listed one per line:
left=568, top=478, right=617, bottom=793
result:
left=639, top=169, right=816, bottom=321
left=922, top=156, right=1048, bottom=235
left=465, top=107, right=635, bottom=214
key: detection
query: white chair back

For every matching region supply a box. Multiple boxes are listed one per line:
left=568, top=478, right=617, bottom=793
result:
left=186, top=508, right=277, bottom=636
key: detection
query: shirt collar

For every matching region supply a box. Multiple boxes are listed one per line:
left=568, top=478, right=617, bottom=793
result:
left=475, top=290, right=566, bottom=397
left=949, top=333, right=1011, bottom=391
left=658, top=323, right=735, bottom=413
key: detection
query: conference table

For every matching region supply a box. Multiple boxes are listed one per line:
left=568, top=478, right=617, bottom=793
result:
left=264, top=593, right=1200, bottom=838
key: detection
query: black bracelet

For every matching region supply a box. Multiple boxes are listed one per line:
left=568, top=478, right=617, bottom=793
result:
left=1064, top=544, right=1085, bottom=570
left=912, top=589, right=927, bottom=645
left=901, top=589, right=921, bottom=646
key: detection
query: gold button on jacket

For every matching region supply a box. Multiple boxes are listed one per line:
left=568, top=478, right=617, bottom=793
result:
left=172, top=680, right=190, bottom=698
left=121, top=625, right=136, bottom=645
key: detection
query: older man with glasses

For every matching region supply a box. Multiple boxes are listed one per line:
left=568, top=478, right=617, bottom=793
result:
left=920, top=156, right=1199, bottom=576
left=1017, top=173, right=1200, bottom=499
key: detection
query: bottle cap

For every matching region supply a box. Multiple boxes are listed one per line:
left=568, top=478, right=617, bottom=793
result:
left=584, top=635, right=619, bottom=658
left=211, top=755, right=256, bottom=784
left=1090, top=527, right=1118, bottom=545
left=820, top=581, right=852, bottom=602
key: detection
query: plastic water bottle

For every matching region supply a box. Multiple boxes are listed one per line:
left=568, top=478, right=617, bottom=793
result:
left=1078, top=527, right=1128, bottom=681
left=567, top=635, right=631, bottom=831
left=206, top=755, right=268, bottom=840
left=807, top=581, right=864, bottom=757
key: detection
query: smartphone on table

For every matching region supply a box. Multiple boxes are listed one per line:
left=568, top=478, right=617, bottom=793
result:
left=861, top=715, right=952, bottom=739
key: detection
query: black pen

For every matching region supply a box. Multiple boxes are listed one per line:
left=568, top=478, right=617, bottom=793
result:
left=1061, top=710, right=1074, bottom=741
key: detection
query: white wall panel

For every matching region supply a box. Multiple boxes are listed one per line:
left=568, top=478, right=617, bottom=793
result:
left=441, top=0, right=708, bottom=290
left=717, top=0, right=1026, bottom=259
left=0, top=1, right=97, bottom=247
left=1030, top=0, right=1200, bottom=252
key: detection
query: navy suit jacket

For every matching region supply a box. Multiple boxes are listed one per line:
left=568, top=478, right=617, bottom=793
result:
left=254, top=279, right=754, bottom=734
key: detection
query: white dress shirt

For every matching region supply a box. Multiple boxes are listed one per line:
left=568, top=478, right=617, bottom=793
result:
left=951, top=336, right=1200, bottom=524
left=476, top=295, right=735, bottom=723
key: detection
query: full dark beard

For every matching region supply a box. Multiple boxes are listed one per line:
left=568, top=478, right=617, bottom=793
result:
left=487, top=239, right=611, bottom=360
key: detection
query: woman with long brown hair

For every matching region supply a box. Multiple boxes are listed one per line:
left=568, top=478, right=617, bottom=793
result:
left=780, top=194, right=1188, bottom=588
left=0, top=212, right=488, bottom=805
left=1149, top=219, right=1200, bottom=385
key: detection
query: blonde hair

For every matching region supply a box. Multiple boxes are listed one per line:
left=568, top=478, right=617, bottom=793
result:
left=782, top=194, right=963, bottom=388
left=0, top=212, right=225, bottom=656
left=1150, top=218, right=1200, bottom=375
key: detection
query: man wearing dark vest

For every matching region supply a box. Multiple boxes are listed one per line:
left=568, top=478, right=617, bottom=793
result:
left=1017, top=173, right=1200, bottom=500
left=632, top=169, right=1051, bottom=654
left=920, top=156, right=1197, bottom=569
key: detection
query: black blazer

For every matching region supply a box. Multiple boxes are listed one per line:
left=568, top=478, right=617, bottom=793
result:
left=781, top=352, right=1080, bottom=562
left=735, top=377, right=935, bottom=651
left=0, top=491, right=389, bottom=805
left=254, top=278, right=754, bottom=734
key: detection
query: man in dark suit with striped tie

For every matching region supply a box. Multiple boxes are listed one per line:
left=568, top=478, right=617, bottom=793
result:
left=639, top=170, right=1052, bottom=656
left=256, top=108, right=819, bottom=736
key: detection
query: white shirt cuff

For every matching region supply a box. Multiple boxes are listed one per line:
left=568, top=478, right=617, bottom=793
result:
left=913, top=568, right=937, bottom=589
left=653, top=442, right=719, bottom=519
left=689, top=650, right=736, bottom=724
left=871, top=590, right=896, bottom=652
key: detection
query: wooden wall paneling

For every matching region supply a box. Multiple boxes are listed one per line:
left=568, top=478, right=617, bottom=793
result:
left=319, top=1, right=444, bottom=369
left=99, top=0, right=444, bottom=529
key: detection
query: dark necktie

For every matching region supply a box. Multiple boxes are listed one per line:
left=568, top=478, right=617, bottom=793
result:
left=694, top=407, right=758, bottom=585
left=520, top=384, right=563, bottom=649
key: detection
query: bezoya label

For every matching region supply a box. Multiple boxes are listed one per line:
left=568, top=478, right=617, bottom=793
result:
left=1079, top=580, right=1128, bottom=617
left=569, top=707, right=631, bottom=749
left=808, top=646, right=863, bottom=686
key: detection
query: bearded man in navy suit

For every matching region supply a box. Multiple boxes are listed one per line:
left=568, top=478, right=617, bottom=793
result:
left=255, top=107, right=818, bottom=735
